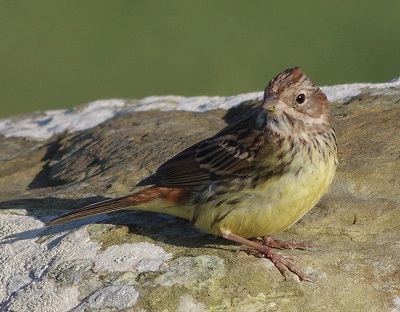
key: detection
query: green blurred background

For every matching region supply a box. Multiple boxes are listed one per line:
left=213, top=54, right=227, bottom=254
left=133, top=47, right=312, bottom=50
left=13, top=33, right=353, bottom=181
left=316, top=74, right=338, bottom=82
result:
left=1, top=1, right=399, bottom=118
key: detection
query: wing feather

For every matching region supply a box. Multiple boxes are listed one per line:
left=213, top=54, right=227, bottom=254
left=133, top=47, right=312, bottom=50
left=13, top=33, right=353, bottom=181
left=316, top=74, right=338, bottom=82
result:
left=137, top=108, right=266, bottom=187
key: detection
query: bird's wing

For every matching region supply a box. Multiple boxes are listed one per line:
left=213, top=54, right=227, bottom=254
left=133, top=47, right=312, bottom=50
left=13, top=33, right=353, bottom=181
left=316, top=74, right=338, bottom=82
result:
left=137, top=112, right=266, bottom=187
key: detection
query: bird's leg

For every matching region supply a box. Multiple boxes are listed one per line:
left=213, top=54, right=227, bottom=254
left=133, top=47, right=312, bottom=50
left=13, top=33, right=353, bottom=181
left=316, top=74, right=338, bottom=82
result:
left=222, top=230, right=313, bottom=282
left=256, top=236, right=314, bottom=250
left=244, top=235, right=313, bottom=257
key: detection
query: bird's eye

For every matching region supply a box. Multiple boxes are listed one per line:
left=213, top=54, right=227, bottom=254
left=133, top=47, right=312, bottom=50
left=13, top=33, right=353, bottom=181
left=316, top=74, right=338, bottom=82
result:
left=296, top=93, right=306, bottom=104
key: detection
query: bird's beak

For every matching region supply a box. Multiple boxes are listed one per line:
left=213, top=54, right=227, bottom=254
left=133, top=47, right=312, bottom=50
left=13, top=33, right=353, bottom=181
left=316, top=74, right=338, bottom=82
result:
left=262, top=95, right=283, bottom=113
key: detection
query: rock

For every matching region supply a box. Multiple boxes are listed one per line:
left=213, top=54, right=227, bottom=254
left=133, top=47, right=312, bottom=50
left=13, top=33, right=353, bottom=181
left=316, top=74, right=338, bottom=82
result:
left=0, top=80, right=399, bottom=311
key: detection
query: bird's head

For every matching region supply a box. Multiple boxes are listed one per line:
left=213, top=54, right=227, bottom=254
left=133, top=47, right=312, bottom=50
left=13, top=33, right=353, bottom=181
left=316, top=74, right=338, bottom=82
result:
left=262, top=67, right=332, bottom=133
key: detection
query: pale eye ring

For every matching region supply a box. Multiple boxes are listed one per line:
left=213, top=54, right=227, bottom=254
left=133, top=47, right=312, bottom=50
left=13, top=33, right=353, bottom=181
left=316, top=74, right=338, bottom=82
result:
left=296, top=93, right=306, bottom=104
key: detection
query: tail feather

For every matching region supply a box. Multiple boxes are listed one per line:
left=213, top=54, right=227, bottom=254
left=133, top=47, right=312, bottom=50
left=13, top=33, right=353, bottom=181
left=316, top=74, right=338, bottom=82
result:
left=46, top=186, right=193, bottom=226
left=46, top=196, right=136, bottom=226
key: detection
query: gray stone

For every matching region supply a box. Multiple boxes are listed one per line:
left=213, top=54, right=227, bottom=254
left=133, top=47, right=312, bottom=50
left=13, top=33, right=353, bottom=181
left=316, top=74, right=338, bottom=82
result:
left=72, top=285, right=139, bottom=311
left=0, top=82, right=399, bottom=311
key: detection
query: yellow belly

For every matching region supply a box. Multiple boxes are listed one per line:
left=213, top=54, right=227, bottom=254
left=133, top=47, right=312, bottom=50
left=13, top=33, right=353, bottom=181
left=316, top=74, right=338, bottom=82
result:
left=193, top=155, right=337, bottom=238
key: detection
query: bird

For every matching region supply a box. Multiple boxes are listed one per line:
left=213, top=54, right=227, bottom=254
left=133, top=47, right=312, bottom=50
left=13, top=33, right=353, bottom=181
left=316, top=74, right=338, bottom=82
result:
left=46, top=67, right=338, bottom=281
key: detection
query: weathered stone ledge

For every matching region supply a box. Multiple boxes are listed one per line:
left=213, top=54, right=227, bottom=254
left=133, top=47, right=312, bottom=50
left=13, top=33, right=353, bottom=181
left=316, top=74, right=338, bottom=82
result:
left=0, top=80, right=399, bottom=311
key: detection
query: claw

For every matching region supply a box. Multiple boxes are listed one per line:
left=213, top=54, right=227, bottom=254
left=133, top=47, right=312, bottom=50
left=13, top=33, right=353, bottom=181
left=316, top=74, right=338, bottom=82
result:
left=260, top=236, right=315, bottom=250
left=223, top=231, right=314, bottom=282
left=243, top=245, right=312, bottom=281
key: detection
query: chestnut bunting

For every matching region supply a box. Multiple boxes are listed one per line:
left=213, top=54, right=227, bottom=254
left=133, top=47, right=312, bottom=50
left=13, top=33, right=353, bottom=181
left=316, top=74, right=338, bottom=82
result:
left=47, top=67, right=338, bottom=281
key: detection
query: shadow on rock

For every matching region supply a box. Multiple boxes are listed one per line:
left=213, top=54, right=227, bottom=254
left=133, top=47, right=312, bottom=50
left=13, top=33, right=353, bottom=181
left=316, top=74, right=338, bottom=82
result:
left=0, top=196, right=228, bottom=250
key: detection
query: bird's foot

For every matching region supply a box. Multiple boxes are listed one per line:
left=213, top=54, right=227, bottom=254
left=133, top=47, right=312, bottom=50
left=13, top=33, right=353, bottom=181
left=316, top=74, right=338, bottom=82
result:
left=223, top=231, right=313, bottom=282
left=254, top=236, right=314, bottom=250
left=243, top=244, right=313, bottom=282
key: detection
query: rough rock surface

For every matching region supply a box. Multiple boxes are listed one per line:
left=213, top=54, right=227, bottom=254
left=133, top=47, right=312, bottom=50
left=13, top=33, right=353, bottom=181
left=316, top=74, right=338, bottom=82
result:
left=0, top=81, right=399, bottom=311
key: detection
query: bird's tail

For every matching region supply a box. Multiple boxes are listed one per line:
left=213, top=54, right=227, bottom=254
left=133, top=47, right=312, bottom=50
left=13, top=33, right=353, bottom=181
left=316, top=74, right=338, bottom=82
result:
left=46, top=186, right=193, bottom=226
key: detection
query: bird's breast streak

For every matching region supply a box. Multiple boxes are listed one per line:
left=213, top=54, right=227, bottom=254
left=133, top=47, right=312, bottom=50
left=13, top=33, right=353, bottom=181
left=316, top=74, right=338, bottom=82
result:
left=194, top=154, right=336, bottom=238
